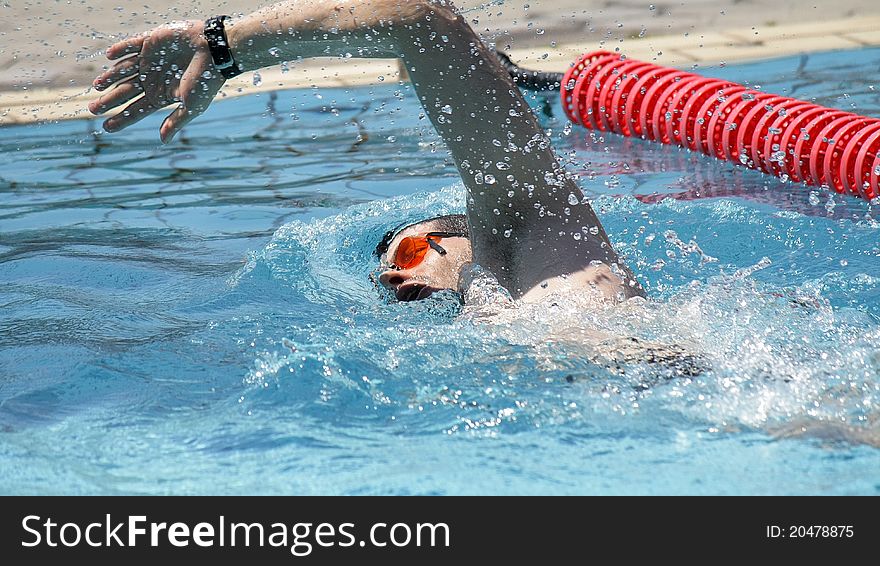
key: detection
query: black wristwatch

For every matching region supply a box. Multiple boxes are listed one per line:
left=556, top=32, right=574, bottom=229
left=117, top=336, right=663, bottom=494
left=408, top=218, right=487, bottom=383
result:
left=204, top=16, right=243, bottom=79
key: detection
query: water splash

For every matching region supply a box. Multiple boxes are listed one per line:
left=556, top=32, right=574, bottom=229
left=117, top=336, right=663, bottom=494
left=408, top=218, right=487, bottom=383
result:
left=231, top=187, right=880, bottom=446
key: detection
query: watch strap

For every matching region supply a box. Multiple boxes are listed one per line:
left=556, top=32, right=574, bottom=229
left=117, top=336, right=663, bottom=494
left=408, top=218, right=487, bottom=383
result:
left=204, top=16, right=242, bottom=79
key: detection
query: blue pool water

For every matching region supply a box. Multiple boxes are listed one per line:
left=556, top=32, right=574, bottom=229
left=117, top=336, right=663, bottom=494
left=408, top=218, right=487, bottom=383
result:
left=1, top=48, right=879, bottom=495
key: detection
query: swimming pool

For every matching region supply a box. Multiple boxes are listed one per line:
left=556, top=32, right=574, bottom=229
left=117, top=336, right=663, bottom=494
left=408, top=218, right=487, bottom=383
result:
left=1, top=47, right=879, bottom=495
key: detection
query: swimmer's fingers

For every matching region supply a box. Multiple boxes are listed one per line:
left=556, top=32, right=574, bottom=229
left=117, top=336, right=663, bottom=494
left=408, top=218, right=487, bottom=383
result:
left=88, top=80, right=143, bottom=115
left=159, top=87, right=214, bottom=145
left=102, top=96, right=160, bottom=133
left=175, top=50, right=217, bottom=105
left=93, top=56, right=139, bottom=91
left=106, top=34, right=148, bottom=61
left=159, top=105, right=197, bottom=144
left=160, top=51, right=223, bottom=143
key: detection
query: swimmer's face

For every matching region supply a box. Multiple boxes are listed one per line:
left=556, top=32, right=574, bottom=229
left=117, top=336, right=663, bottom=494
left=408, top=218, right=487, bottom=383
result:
left=376, top=219, right=473, bottom=301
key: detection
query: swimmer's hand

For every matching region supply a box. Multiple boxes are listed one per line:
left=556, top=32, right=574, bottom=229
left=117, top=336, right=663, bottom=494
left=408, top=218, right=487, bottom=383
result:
left=88, top=20, right=224, bottom=144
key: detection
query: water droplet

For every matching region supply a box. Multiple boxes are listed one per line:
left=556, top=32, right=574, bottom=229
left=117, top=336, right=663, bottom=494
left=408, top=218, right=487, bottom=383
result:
left=604, top=175, right=620, bottom=188
left=568, top=193, right=579, bottom=205
left=808, top=191, right=820, bottom=206
left=268, top=46, right=281, bottom=58
left=252, top=71, right=262, bottom=86
left=589, top=226, right=599, bottom=235
left=503, top=229, right=512, bottom=238
left=496, top=162, right=510, bottom=170
left=826, top=195, right=837, bottom=213
left=840, top=259, right=848, bottom=266
left=573, top=232, right=582, bottom=240
left=441, top=104, right=453, bottom=114
left=386, top=135, right=396, bottom=143
left=484, top=174, right=497, bottom=184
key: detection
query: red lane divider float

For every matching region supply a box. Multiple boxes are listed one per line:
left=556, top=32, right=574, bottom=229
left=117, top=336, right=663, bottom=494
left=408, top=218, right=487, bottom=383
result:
left=560, top=50, right=880, bottom=199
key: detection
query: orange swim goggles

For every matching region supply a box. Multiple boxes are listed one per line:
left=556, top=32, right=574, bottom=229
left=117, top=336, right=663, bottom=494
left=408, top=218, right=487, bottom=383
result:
left=389, top=231, right=467, bottom=269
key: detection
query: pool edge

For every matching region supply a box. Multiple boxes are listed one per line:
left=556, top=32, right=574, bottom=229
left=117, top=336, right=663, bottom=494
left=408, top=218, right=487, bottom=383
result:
left=2, top=16, right=879, bottom=127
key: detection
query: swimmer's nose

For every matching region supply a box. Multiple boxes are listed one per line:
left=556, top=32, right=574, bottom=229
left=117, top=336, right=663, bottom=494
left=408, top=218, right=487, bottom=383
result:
left=378, top=268, right=410, bottom=290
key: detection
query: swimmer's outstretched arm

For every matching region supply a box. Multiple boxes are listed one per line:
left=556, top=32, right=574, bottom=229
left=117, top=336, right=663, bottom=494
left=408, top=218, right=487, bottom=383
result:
left=89, top=0, right=643, bottom=300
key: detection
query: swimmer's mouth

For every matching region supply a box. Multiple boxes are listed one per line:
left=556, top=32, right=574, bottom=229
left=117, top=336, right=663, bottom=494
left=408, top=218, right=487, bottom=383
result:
left=395, top=282, right=440, bottom=302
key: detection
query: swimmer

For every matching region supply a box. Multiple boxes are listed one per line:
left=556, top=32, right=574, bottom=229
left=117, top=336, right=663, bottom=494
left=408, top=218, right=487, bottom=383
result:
left=88, top=0, right=645, bottom=305
left=91, top=1, right=880, bottom=445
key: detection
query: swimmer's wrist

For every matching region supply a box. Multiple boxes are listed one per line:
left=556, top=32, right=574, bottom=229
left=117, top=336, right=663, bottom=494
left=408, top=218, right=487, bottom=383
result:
left=224, top=17, right=264, bottom=76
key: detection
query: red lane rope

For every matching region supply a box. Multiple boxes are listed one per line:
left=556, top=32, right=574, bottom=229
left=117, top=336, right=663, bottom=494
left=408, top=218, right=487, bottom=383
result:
left=561, top=51, right=880, bottom=199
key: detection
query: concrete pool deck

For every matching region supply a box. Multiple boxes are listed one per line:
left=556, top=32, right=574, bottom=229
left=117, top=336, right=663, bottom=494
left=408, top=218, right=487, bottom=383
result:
left=2, top=0, right=880, bottom=127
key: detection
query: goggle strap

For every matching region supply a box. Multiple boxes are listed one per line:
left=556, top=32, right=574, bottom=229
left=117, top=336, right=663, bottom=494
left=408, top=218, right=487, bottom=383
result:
left=427, top=237, right=447, bottom=255
left=426, top=231, right=468, bottom=238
